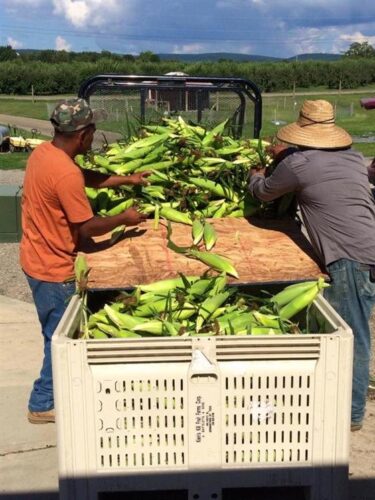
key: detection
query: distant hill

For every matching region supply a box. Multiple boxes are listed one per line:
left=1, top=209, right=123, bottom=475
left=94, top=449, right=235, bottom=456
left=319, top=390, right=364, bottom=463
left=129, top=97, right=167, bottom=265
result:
left=157, top=52, right=280, bottom=62
left=287, top=53, right=341, bottom=61
left=15, top=48, right=342, bottom=63
left=158, top=52, right=342, bottom=62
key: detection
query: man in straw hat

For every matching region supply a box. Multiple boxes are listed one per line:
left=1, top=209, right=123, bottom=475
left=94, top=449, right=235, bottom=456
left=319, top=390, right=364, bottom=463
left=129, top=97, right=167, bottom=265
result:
left=249, top=99, right=375, bottom=432
left=20, top=98, right=151, bottom=424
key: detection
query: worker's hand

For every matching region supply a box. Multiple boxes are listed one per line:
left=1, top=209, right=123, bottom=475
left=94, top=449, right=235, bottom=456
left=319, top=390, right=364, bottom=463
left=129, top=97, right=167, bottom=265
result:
left=125, top=171, right=151, bottom=186
left=120, top=207, right=148, bottom=226
left=250, top=166, right=266, bottom=178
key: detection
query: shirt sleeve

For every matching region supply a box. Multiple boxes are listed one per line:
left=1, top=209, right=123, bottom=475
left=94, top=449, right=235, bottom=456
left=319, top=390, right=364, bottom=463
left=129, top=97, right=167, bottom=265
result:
left=55, top=171, right=94, bottom=224
left=249, top=161, right=300, bottom=202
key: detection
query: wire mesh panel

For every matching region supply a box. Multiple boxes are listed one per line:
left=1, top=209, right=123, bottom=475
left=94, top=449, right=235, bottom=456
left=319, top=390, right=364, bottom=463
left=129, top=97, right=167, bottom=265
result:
left=78, top=75, right=262, bottom=140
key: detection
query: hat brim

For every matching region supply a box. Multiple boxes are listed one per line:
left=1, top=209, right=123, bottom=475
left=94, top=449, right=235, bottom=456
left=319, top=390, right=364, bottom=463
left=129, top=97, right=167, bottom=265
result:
left=276, top=122, right=352, bottom=149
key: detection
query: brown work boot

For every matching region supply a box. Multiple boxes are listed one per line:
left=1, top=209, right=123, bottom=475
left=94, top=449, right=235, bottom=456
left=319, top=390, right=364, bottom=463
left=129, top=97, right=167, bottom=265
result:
left=27, top=409, right=55, bottom=424
left=350, top=421, right=363, bottom=432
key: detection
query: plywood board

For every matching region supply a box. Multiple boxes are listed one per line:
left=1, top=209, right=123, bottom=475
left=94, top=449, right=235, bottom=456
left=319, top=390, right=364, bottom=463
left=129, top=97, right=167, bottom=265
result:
left=81, top=217, right=326, bottom=290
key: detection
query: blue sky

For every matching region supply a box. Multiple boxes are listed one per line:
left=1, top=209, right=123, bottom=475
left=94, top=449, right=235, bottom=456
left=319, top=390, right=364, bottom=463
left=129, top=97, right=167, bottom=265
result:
left=1, top=0, right=375, bottom=57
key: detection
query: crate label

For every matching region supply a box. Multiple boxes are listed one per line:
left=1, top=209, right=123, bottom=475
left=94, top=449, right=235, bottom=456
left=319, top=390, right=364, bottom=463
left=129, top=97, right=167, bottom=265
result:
left=249, top=400, right=275, bottom=423
left=194, top=395, right=216, bottom=443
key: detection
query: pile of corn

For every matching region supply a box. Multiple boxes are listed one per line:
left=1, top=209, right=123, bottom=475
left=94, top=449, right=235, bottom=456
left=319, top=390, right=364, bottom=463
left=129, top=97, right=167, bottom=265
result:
left=82, top=275, right=328, bottom=339
left=77, top=117, right=284, bottom=223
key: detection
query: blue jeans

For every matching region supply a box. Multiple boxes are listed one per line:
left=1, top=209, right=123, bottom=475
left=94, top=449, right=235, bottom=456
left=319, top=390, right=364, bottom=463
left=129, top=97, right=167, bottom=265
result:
left=26, top=275, right=75, bottom=412
left=324, top=259, right=375, bottom=424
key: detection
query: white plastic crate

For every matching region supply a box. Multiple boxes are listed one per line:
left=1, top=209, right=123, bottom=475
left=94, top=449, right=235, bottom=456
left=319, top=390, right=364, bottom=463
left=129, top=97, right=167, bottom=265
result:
left=52, top=294, right=353, bottom=500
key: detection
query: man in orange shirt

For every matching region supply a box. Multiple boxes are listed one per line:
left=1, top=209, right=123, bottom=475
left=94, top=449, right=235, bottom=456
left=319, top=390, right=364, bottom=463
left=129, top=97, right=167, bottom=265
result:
left=20, top=98, right=150, bottom=424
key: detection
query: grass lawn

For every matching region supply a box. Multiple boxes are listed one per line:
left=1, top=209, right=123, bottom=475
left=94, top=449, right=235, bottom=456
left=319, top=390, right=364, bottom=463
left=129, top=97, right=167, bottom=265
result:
left=0, top=152, right=28, bottom=169
left=0, top=98, right=58, bottom=120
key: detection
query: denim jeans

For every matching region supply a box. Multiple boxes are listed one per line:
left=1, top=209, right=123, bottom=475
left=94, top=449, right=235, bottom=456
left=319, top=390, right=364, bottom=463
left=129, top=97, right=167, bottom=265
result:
left=26, top=275, right=75, bottom=412
left=324, top=259, right=375, bottom=424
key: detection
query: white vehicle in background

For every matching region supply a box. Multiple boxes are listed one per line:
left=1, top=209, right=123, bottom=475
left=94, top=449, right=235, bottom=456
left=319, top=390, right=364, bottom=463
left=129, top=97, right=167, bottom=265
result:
left=0, top=126, right=45, bottom=152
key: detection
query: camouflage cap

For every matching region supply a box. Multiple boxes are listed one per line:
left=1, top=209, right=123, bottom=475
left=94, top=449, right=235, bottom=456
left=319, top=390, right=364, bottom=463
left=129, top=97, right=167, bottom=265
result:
left=50, top=98, right=105, bottom=133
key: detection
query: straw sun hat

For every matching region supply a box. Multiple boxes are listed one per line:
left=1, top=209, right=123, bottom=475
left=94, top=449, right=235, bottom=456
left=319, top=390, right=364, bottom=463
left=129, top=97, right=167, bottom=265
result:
left=276, top=100, right=352, bottom=149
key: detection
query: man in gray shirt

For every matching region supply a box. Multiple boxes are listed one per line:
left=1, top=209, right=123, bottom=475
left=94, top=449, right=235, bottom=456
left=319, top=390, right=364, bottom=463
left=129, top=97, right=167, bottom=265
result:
left=249, top=100, right=375, bottom=431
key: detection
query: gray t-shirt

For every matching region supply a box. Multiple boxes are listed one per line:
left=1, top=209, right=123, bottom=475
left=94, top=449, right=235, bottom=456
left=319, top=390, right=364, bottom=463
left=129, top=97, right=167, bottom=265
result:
left=249, top=148, right=375, bottom=266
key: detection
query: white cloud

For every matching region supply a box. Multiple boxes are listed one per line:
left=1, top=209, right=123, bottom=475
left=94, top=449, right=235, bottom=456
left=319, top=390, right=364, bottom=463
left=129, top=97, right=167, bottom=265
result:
left=340, top=31, right=375, bottom=45
left=173, top=43, right=205, bottom=54
left=52, top=0, right=125, bottom=28
left=238, top=45, right=253, bottom=54
left=55, top=35, right=71, bottom=51
left=7, top=37, right=23, bottom=49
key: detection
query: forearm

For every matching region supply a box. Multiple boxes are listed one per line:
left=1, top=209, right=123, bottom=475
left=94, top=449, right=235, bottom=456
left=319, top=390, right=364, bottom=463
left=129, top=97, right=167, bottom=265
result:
left=249, top=163, right=299, bottom=202
left=83, top=170, right=134, bottom=189
left=249, top=174, right=288, bottom=202
left=78, top=213, right=129, bottom=240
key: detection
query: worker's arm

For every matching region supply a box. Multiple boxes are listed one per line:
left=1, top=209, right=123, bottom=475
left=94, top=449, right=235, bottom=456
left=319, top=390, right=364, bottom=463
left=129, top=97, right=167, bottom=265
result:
left=82, top=169, right=150, bottom=188
left=249, top=161, right=300, bottom=202
left=76, top=207, right=147, bottom=241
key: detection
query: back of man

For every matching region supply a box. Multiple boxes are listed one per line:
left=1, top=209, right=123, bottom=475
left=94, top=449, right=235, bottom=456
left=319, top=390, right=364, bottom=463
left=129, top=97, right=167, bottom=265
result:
left=249, top=99, right=375, bottom=431
left=272, top=148, right=375, bottom=267
left=20, top=141, right=93, bottom=282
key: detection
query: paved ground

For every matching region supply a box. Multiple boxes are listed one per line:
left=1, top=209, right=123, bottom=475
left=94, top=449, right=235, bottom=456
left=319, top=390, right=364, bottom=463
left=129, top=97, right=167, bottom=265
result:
left=0, top=293, right=374, bottom=499
left=0, top=295, right=58, bottom=499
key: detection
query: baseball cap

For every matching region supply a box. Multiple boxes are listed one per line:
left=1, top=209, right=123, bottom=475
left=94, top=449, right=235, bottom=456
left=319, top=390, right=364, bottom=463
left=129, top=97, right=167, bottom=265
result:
left=50, top=98, right=106, bottom=133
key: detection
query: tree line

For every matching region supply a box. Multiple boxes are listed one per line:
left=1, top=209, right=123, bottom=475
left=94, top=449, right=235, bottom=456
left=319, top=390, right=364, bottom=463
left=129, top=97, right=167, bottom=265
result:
left=1, top=43, right=375, bottom=95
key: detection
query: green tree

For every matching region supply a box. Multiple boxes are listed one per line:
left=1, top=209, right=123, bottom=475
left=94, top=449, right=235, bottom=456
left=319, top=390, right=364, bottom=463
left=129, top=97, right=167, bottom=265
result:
left=344, top=41, right=375, bottom=58
left=0, top=45, right=18, bottom=61
left=138, top=51, right=160, bottom=63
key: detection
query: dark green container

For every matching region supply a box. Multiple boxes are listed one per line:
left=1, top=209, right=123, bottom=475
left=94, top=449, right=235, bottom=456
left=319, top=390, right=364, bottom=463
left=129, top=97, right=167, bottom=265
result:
left=0, top=185, right=23, bottom=242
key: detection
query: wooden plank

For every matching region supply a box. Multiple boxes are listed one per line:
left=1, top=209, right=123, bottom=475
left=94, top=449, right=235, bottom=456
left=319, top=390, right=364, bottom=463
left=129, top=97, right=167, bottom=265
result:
left=81, top=217, right=327, bottom=290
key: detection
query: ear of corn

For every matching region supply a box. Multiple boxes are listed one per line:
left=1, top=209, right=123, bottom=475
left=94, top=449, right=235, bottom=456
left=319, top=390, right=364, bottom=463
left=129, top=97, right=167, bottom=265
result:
left=192, top=219, right=205, bottom=245
left=189, top=249, right=239, bottom=278
left=135, top=160, right=174, bottom=173
left=104, top=198, right=134, bottom=216
left=187, top=278, right=213, bottom=297
left=133, top=298, right=180, bottom=317
left=203, top=221, right=217, bottom=250
left=252, top=311, right=283, bottom=329
left=160, top=207, right=193, bottom=226
left=271, top=280, right=320, bottom=307
left=279, top=278, right=329, bottom=319
left=208, top=274, right=227, bottom=296
left=104, top=305, right=147, bottom=329
left=138, top=276, right=199, bottom=293
left=125, top=131, right=170, bottom=152
left=89, top=328, right=109, bottom=339
left=189, top=177, right=238, bottom=203
left=110, top=225, right=126, bottom=245
left=196, top=290, right=232, bottom=331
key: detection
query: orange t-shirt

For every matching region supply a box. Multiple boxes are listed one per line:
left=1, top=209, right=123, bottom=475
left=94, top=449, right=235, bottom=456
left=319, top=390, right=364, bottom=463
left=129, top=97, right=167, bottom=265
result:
left=20, top=142, right=93, bottom=282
